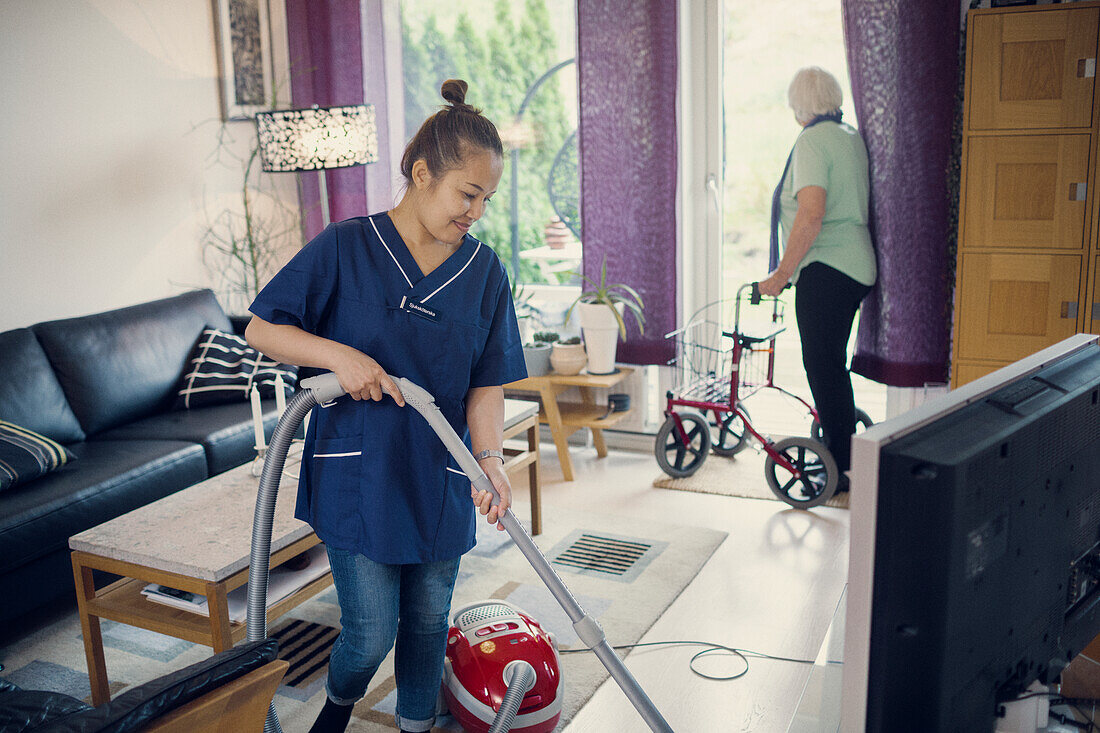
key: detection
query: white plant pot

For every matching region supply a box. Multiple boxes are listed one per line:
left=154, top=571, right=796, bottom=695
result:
left=577, top=301, right=622, bottom=374
left=550, top=343, right=587, bottom=375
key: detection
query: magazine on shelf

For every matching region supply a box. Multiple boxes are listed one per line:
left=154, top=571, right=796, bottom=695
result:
left=141, top=543, right=330, bottom=623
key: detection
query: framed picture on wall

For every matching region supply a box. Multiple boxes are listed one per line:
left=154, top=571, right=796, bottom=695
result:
left=213, top=0, right=274, bottom=120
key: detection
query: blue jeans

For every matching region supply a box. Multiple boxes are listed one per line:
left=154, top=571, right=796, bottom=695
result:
left=324, top=546, right=461, bottom=733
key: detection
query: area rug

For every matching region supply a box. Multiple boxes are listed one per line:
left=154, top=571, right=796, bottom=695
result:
left=0, top=507, right=726, bottom=732
left=652, top=449, right=850, bottom=509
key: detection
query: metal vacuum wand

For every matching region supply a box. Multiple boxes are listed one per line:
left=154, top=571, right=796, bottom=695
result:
left=247, top=373, right=675, bottom=733
left=394, top=376, right=675, bottom=733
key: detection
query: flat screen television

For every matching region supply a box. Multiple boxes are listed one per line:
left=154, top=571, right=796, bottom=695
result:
left=842, top=334, right=1100, bottom=732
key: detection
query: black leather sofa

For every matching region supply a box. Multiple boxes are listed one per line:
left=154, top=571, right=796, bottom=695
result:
left=0, top=290, right=281, bottom=626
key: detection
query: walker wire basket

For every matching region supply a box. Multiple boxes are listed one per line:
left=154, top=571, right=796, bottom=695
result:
left=664, top=295, right=786, bottom=405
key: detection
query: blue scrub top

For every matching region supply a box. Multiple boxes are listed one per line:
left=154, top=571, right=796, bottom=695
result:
left=249, top=213, right=527, bottom=564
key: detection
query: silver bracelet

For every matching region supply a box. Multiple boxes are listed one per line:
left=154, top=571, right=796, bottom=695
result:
left=473, top=449, right=505, bottom=464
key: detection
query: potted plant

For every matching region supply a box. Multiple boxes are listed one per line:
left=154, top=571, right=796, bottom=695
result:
left=565, top=257, right=645, bottom=374
left=523, top=330, right=558, bottom=377
left=550, top=335, right=587, bottom=376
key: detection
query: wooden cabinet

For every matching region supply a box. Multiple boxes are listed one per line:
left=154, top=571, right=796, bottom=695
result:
left=955, top=252, right=1081, bottom=362
left=964, top=135, right=1089, bottom=249
left=968, top=6, right=1097, bottom=130
left=953, top=3, right=1100, bottom=386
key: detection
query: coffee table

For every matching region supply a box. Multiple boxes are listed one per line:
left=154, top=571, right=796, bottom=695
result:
left=70, top=400, right=542, bottom=706
left=69, top=452, right=329, bottom=706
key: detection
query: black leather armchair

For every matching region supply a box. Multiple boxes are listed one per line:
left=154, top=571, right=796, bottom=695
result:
left=0, top=639, right=285, bottom=733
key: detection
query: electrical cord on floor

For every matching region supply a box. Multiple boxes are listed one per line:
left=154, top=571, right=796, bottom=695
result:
left=558, top=639, right=828, bottom=681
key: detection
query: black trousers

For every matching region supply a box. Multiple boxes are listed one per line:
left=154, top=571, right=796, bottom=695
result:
left=794, top=262, right=872, bottom=473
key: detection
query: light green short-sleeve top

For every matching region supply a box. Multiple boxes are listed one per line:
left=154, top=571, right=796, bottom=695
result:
left=779, top=121, right=877, bottom=287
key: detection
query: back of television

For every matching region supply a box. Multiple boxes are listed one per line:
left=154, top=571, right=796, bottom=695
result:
left=841, top=334, right=1100, bottom=733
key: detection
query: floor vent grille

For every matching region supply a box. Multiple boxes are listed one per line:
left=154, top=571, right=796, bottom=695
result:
left=552, top=533, right=653, bottom=577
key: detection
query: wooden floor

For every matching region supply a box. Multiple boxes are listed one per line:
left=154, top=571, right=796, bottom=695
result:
left=507, top=440, right=849, bottom=733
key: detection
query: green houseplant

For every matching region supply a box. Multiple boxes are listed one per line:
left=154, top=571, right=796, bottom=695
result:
left=565, top=258, right=645, bottom=374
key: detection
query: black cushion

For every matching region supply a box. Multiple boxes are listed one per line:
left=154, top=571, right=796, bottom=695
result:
left=0, top=680, right=92, bottom=733
left=0, top=440, right=207, bottom=575
left=0, top=421, right=76, bottom=492
left=172, top=329, right=297, bottom=410
left=32, top=290, right=232, bottom=436
left=94, top=401, right=283, bottom=476
left=0, top=329, right=85, bottom=444
left=1, top=639, right=278, bottom=733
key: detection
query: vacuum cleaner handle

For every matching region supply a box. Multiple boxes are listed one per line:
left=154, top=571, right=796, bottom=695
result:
left=299, top=372, right=349, bottom=404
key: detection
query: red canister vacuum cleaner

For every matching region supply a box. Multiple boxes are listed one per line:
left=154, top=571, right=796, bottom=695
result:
left=442, top=600, right=562, bottom=733
left=247, top=373, right=673, bottom=733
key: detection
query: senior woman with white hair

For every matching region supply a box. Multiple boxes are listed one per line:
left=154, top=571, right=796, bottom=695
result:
left=758, top=66, right=877, bottom=492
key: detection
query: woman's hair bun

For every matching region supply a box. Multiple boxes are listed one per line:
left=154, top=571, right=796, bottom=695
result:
left=441, top=79, right=469, bottom=107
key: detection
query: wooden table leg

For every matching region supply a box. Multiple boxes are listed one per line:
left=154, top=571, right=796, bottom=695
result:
left=206, top=581, right=234, bottom=653
left=539, top=383, right=575, bottom=481
left=579, top=386, right=609, bottom=458
left=72, top=553, right=110, bottom=706
left=527, top=420, right=542, bottom=535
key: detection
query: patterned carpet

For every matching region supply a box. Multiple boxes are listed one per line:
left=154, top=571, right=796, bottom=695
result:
left=0, top=507, right=725, bottom=731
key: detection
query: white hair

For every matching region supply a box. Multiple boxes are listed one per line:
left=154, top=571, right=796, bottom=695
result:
left=787, top=67, right=843, bottom=124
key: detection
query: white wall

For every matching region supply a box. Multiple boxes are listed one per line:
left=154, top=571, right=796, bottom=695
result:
left=0, top=1, right=300, bottom=330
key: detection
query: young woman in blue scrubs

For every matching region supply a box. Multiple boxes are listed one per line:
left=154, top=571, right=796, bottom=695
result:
left=245, top=79, right=527, bottom=733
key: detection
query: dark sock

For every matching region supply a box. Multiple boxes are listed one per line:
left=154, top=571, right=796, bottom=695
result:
left=308, top=697, right=354, bottom=733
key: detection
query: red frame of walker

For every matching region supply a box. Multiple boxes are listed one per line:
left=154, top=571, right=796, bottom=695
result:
left=662, top=284, right=821, bottom=478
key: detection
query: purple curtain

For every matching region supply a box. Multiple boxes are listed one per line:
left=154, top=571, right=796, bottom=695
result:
left=285, top=0, right=369, bottom=240
left=577, top=0, right=678, bottom=365
left=843, top=0, right=959, bottom=387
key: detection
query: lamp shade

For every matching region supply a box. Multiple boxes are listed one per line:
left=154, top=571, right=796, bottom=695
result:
left=255, top=104, right=379, bottom=172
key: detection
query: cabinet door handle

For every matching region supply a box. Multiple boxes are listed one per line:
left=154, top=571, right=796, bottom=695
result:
left=1093, top=302, right=1100, bottom=321
left=1061, top=301, right=1078, bottom=319
left=1070, top=182, right=1087, bottom=201
left=1079, top=58, right=1096, bottom=79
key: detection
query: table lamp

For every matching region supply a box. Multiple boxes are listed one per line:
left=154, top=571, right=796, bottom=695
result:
left=255, top=104, right=379, bottom=227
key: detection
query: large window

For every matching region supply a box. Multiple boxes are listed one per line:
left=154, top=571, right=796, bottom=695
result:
left=399, top=0, right=579, bottom=297
left=682, top=1, right=886, bottom=431
left=720, top=2, right=854, bottom=298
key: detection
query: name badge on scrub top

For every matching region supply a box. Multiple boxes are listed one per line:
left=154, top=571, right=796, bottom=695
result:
left=400, top=295, right=440, bottom=323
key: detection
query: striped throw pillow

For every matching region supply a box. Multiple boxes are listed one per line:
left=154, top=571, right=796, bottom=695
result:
left=0, top=420, right=75, bottom=491
left=174, top=329, right=298, bottom=410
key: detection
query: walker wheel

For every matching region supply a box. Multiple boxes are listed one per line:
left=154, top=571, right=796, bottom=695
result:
left=655, top=412, right=710, bottom=478
left=764, top=436, right=838, bottom=509
left=810, top=407, right=874, bottom=444
left=711, top=407, right=751, bottom=456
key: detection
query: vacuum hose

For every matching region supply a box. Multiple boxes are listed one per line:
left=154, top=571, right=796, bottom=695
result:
left=487, top=661, right=536, bottom=733
left=247, top=374, right=345, bottom=733
left=247, top=373, right=674, bottom=733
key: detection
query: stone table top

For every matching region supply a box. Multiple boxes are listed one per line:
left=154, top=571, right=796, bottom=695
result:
left=69, top=450, right=308, bottom=582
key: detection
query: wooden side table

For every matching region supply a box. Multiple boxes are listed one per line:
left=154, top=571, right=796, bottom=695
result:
left=505, top=368, right=634, bottom=481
